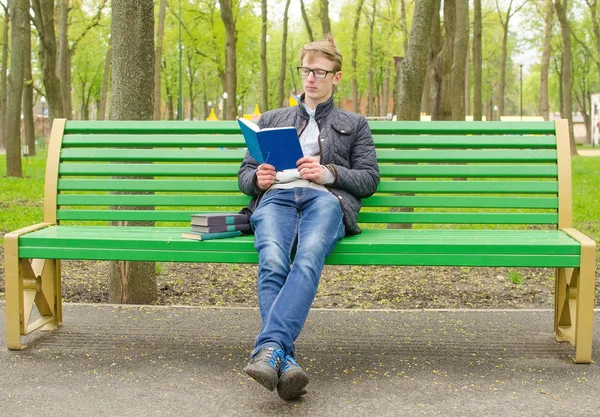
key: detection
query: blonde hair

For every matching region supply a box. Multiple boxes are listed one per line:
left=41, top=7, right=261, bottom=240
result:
left=299, top=36, right=343, bottom=72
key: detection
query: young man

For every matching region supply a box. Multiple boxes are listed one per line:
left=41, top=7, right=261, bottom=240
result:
left=238, top=37, right=380, bottom=400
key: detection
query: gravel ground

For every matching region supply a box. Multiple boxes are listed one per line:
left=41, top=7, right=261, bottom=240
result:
left=3, top=245, right=598, bottom=309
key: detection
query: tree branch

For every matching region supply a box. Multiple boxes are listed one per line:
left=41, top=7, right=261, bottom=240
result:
left=69, top=0, right=108, bottom=55
left=570, top=26, right=600, bottom=68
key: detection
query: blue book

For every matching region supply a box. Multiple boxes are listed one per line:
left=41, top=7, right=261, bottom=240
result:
left=181, top=230, right=242, bottom=241
left=237, top=117, right=303, bottom=171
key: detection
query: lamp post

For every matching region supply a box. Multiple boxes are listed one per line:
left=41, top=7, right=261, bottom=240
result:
left=493, top=105, right=498, bottom=121
left=40, top=96, right=46, bottom=143
left=222, top=92, right=229, bottom=120
left=519, top=64, right=523, bottom=121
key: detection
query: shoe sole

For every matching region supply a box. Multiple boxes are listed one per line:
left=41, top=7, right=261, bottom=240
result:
left=277, top=368, right=309, bottom=401
left=243, top=365, right=278, bottom=392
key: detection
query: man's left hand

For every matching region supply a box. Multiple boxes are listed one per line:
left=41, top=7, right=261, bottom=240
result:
left=297, top=156, right=326, bottom=184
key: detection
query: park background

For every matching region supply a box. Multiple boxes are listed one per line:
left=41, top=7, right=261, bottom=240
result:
left=1, top=0, right=600, bottom=162
left=1, top=0, right=599, bottom=306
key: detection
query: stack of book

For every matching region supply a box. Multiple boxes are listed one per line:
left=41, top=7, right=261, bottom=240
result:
left=181, top=213, right=250, bottom=241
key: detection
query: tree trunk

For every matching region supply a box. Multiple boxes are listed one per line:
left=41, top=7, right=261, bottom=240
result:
left=6, top=0, right=27, bottom=177
left=438, top=0, right=455, bottom=121
left=58, top=0, right=71, bottom=118
left=499, top=17, right=508, bottom=117
left=451, top=0, right=468, bottom=121
left=277, top=0, right=291, bottom=108
left=99, top=36, right=112, bottom=120
left=260, top=0, right=268, bottom=112
left=554, top=0, right=577, bottom=155
left=351, top=0, right=365, bottom=114
left=539, top=0, right=553, bottom=120
left=299, top=0, right=314, bottom=41
left=320, top=0, right=331, bottom=36
left=153, top=0, right=167, bottom=120
left=494, top=0, right=529, bottom=118
left=219, top=0, right=237, bottom=120
left=429, top=0, right=442, bottom=119
left=472, top=0, right=482, bottom=121
left=400, top=0, right=409, bottom=55
left=31, top=0, right=65, bottom=124
left=1, top=3, right=9, bottom=150
left=109, top=0, right=156, bottom=304
left=393, top=0, right=436, bottom=231
left=584, top=1, right=600, bottom=107
left=397, top=0, right=436, bottom=121
left=366, top=2, right=376, bottom=116
left=382, top=58, right=390, bottom=117
left=23, top=15, right=35, bottom=157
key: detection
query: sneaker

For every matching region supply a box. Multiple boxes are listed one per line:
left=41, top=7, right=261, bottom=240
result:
left=277, top=355, right=309, bottom=400
left=243, top=347, right=284, bottom=391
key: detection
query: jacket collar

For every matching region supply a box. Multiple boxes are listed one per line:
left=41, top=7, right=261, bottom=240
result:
left=299, top=94, right=335, bottom=120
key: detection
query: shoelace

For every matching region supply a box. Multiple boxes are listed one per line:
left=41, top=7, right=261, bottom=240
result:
left=280, top=356, right=299, bottom=373
left=264, top=348, right=283, bottom=369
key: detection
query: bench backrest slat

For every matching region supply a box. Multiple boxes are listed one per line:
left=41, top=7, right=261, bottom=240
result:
left=47, top=119, right=565, bottom=227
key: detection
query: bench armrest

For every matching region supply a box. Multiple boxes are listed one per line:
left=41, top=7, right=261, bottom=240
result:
left=560, top=227, right=597, bottom=250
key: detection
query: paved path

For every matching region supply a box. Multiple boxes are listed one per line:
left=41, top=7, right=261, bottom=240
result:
left=1, top=302, right=598, bottom=417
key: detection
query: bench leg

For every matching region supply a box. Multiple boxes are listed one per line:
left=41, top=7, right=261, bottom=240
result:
left=5, top=255, right=61, bottom=350
left=555, top=246, right=595, bottom=363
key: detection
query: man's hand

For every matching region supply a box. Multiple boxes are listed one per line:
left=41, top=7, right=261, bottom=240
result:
left=298, top=156, right=326, bottom=184
left=256, top=163, right=276, bottom=190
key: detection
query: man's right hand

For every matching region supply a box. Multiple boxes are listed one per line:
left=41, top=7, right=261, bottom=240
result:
left=256, top=163, right=276, bottom=190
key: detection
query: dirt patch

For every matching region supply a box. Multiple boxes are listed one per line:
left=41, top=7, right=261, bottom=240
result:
left=2, top=245, right=596, bottom=309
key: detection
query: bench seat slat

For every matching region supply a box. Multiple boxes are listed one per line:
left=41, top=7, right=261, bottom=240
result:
left=58, top=179, right=241, bottom=192
left=56, top=178, right=559, bottom=194
left=54, top=209, right=558, bottom=224
left=61, top=149, right=246, bottom=162
left=364, top=196, right=558, bottom=209
left=60, top=148, right=558, bottom=163
left=59, top=163, right=240, bottom=177
left=64, top=120, right=558, bottom=136
left=62, top=134, right=246, bottom=147
left=367, top=120, right=558, bottom=135
left=64, top=120, right=244, bottom=134
left=378, top=164, right=558, bottom=178
left=61, top=133, right=557, bottom=149
left=18, top=226, right=579, bottom=257
left=357, top=212, right=558, bottom=224
left=55, top=195, right=557, bottom=209
left=19, top=226, right=579, bottom=253
left=57, top=195, right=250, bottom=207
left=372, top=135, right=557, bottom=148
left=58, top=163, right=559, bottom=179
left=377, top=180, right=557, bottom=194
left=15, top=245, right=580, bottom=267
left=376, top=149, right=557, bottom=162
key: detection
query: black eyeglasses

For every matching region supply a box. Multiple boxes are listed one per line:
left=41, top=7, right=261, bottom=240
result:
left=297, top=67, right=337, bottom=79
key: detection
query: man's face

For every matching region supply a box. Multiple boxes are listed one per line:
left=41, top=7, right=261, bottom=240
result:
left=300, top=55, right=342, bottom=108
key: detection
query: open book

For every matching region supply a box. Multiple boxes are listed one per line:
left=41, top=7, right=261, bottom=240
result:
left=237, top=117, right=303, bottom=171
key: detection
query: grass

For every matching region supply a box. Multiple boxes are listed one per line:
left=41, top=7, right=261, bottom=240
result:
left=0, top=153, right=46, bottom=244
left=1, top=153, right=600, bottom=248
left=507, top=269, right=523, bottom=285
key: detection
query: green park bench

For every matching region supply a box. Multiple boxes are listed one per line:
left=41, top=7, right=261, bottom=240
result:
left=4, top=118, right=596, bottom=363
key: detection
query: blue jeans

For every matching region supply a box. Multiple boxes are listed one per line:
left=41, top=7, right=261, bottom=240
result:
left=250, top=188, right=345, bottom=358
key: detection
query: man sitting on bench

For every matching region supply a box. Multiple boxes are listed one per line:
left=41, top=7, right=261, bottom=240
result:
left=238, top=37, right=380, bottom=400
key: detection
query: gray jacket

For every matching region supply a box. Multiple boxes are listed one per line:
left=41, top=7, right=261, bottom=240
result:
left=238, top=96, right=380, bottom=235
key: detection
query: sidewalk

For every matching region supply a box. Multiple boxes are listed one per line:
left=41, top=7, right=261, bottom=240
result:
left=0, top=302, right=598, bottom=416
